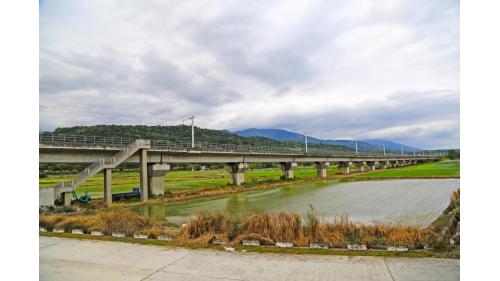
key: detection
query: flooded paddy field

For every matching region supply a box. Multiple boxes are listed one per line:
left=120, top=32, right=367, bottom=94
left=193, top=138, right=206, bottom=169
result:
left=131, top=179, right=459, bottom=228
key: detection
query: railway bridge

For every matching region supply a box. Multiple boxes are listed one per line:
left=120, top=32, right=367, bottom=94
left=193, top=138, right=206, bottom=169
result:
left=39, top=134, right=440, bottom=206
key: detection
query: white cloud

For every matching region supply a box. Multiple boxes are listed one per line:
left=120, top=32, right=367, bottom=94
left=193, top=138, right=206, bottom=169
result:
left=40, top=0, right=459, bottom=149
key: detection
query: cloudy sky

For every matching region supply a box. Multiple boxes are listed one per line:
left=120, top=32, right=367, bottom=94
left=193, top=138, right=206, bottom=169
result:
left=40, top=0, right=459, bottom=149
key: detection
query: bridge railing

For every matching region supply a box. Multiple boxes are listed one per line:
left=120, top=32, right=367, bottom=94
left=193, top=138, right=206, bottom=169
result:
left=39, top=133, right=134, bottom=147
left=39, top=133, right=435, bottom=157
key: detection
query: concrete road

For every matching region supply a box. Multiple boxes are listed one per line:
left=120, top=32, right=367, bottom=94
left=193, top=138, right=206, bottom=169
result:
left=40, top=237, right=459, bottom=281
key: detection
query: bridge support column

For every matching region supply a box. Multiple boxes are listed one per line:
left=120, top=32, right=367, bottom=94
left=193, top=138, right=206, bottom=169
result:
left=226, top=163, right=248, bottom=185
left=367, top=162, right=376, bottom=171
left=355, top=162, right=366, bottom=172
left=280, top=162, right=297, bottom=179
left=338, top=162, right=350, bottom=175
left=148, top=163, right=170, bottom=196
left=315, top=162, right=330, bottom=178
left=104, top=168, right=112, bottom=206
left=62, top=192, right=72, bottom=206
left=139, top=149, right=148, bottom=202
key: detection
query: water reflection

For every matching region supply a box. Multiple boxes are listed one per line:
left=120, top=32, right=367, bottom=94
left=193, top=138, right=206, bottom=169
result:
left=130, top=179, right=459, bottom=227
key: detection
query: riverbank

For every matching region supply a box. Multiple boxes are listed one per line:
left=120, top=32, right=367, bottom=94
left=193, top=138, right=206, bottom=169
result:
left=39, top=187, right=460, bottom=259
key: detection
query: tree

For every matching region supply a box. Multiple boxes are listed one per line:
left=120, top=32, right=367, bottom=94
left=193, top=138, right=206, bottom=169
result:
left=447, top=149, right=459, bottom=159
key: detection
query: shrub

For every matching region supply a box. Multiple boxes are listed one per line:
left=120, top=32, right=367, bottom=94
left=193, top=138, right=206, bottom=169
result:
left=99, top=209, right=147, bottom=235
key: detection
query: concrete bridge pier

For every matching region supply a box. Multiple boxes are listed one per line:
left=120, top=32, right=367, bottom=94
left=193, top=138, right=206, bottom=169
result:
left=139, top=149, right=148, bottom=202
left=338, top=161, right=350, bottom=175
left=62, top=192, right=72, bottom=206
left=315, top=162, right=330, bottom=178
left=355, top=161, right=366, bottom=172
left=147, top=163, right=170, bottom=196
left=367, top=161, right=376, bottom=171
left=104, top=168, right=112, bottom=206
left=280, top=162, right=297, bottom=179
left=226, top=163, right=248, bottom=185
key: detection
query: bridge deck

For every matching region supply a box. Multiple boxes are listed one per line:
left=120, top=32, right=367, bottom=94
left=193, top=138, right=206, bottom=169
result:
left=39, top=133, right=440, bottom=164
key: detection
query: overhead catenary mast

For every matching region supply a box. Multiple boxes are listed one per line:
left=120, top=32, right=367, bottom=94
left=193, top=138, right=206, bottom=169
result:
left=189, top=115, right=194, bottom=148
left=303, top=131, right=308, bottom=153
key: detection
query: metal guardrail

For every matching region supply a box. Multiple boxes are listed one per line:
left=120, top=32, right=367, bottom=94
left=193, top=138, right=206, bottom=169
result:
left=52, top=139, right=151, bottom=194
left=39, top=133, right=134, bottom=146
left=40, top=133, right=438, bottom=157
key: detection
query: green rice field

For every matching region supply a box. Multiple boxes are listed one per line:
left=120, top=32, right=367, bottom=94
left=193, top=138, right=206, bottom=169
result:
left=354, top=160, right=460, bottom=178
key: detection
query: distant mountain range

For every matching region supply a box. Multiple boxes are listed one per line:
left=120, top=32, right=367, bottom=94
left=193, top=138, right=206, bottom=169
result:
left=234, top=128, right=421, bottom=153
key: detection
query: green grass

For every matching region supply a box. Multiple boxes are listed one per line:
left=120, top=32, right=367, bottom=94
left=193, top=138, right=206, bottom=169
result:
left=354, top=160, right=460, bottom=178
left=39, top=166, right=340, bottom=198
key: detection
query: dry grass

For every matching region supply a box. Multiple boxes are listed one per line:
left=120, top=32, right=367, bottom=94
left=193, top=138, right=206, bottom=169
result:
left=39, top=209, right=171, bottom=237
left=426, top=188, right=460, bottom=249
left=179, top=210, right=427, bottom=248
left=180, top=212, right=235, bottom=240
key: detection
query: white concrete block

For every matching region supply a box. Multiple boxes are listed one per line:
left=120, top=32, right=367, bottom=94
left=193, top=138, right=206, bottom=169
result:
left=157, top=235, right=173, bottom=241
left=387, top=246, right=408, bottom=252
left=53, top=228, right=65, bottom=233
left=211, top=238, right=225, bottom=245
left=112, top=232, right=125, bottom=238
left=71, top=229, right=84, bottom=234
left=347, top=244, right=367, bottom=250
left=133, top=233, right=149, bottom=239
left=242, top=240, right=260, bottom=246
left=39, top=227, right=47, bottom=232
left=276, top=242, right=293, bottom=248
left=91, top=231, right=103, bottom=236
left=310, top=243, right=328, bottom=249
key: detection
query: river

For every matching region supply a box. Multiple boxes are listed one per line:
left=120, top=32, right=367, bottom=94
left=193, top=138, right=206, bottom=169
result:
left=130, top=179, right=459, bottom=227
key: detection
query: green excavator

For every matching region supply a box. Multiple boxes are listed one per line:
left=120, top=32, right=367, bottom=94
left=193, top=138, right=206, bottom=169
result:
left=71, top=190, right=91, bottom=204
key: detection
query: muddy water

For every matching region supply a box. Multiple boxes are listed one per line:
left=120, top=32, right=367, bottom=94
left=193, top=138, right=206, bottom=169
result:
left=130, top=179, right=459, bottom=227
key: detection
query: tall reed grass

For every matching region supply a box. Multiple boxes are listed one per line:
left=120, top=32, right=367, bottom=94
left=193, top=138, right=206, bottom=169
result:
left=39, top=209, right=172, bottom=237
left=180, top=208, right=428, bottom=248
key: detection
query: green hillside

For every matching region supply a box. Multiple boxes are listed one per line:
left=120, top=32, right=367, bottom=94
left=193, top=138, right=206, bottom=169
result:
left=49, top=125, right=352, bottom=151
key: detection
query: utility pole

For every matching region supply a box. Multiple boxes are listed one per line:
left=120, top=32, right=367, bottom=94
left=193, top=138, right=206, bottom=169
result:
left=355, top=140, right=358, bottom=155
left=401, top=145, right=404, bottom=156
left=189, top=115, right=195, bottom=148
left=304, top=131, right=308, bottom=153
left=413, top=147, right=416, bottom=156
left=383, top=144, right=386, bottom=156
